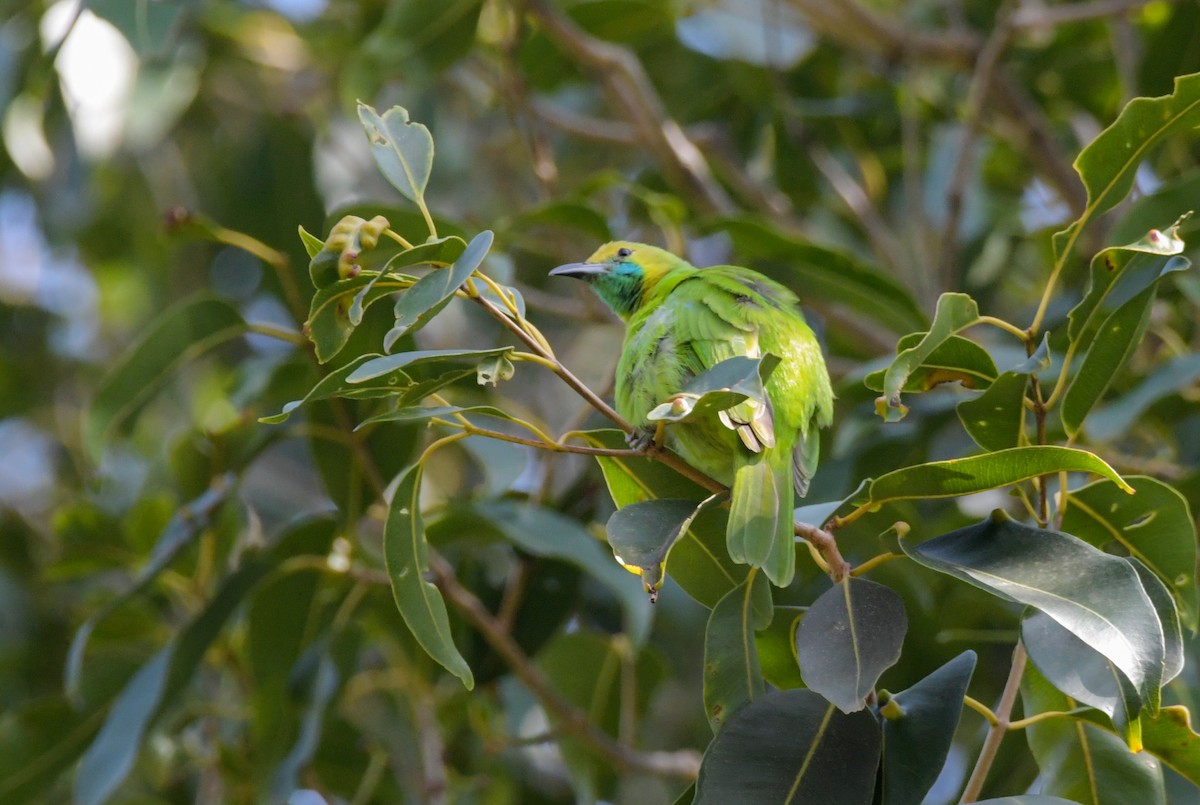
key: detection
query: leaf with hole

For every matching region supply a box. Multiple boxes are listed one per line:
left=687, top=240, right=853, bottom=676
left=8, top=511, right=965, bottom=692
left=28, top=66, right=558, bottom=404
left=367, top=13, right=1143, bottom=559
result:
left=957, top=370, right=1029, bottom=452
left=878, top=293, right=981, bottom=421
left=357, top=103, right=434, bottom=207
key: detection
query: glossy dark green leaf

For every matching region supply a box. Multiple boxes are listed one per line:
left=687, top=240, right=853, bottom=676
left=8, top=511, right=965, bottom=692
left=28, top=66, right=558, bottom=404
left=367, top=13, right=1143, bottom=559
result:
left=583, top=429, right=746, bottom=608
left=856, top=446, right=1131, bottom=509
left=83, top=297, right=246, bottom=461
left=704, top=216, right=927, bottom=334
left=957, top=371, right=1029, bottom=452
left=1063, top=285, right=1155, bottom=437
left=605, top=497, right=709, bottom=600
left=755, top=606, right=805, bottom=690
left=74, top=556, right=274, bottom=805
left=474, top=501, right=652, bottom=645
left=1127, top=559, right=1183, bottom=688
left=65, top=479, right=233, bottom=700
left=864, top=333, right=997, bottom=393
left=1062, top=476, right=1198, bottom=630
left=879, top=650, right=977, bottom=805
left=306, top=274, right=416, bottom=363
left=1022, top=609, right=1141, bottom=735
left=347, top=346, right=514, bottom=384
left=906, top=512, right=1164, bottom=708
left=1053, top=71, right=1200, bottom=263
left=795, top=577, right=906, bottom=713
left=357, top=103, right=433, bottom=206
left=645, top=354, right=779, bottom=424
left=384, top=230, right=493, bottom=350
left=383, top=464, right=473, bottom=688
left=703, top=573, right=772, bottom=731
left=1088, top=353, right=1200, bottom=441
left=693, top=688, right=881, bottom=805
left=1022, top=663, right=1165, bottom=805
left=879, top=293, right=980, bottom=422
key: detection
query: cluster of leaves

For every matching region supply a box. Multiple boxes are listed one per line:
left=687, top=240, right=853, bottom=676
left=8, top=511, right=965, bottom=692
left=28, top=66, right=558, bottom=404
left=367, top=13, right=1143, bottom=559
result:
left=5, top=2, right=1200, bottom=804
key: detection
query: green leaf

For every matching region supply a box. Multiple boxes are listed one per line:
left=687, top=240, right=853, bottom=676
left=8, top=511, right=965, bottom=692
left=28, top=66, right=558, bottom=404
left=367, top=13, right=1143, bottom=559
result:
left=646, top=355, right=779, bottom=423
left=906, top=511, right=1165, bottom=710
left=1128, top=559, right=1184, bottom=688
left=582, top=429, right=746, bottom=608
left=266, top=639, right=340, bottom=801
left=1053, top=72, right=1200, bottom=263
left=1022, top=609, right=1142, bottom=735
left=306, top=274, right=416, bottom=363
left=795, top=577, right=907, bottom=713
left=704, top=216, right=927, bottom=334
left=703, top=574, right=772, bottom=731
left=357, top=103, right=434, bottom=207
left=476, top=352, right=514, bottom=386
left=879, top=651, right=977, bottom=805
left=347, top=346, right=514, bottom=384
left=693, top=689, right=881, bottom=805
left=1067, top=217, right=1189, bottom=344
left=605, top=498, right=710, bottom=601
left=349, top=235, right=469, bottom=325
left=879, top=293, right=981, bottom=421
left=864, top=333, right=997, bottom=393
left=957, top=371, right=1029, bottom=452
left=297, top=224, right=324, bottom=258
left=260, top=354, right=400, bottom=424
left=1022, top=662, right=1165, bottom=805
left=383, top=464, right=474, bottom=688
left=1137, top=706, right=1200, bottom=787
left=355, top=404, right=514, bottom=430
left=83, top=297, right=247, bottom=461
left=1063, top=285, right=1156, bottom=437
left=384, top=230, right=493, bottom=350
left=755, top=606, right=805, bottom=690
left=856, top=446, right=1132, bottom=509
left=473, top=501, right=652, bottom=646
left=1062, top=476, right=1198, bottom=630
left=65, top=479, right=233, bottom=701
left=1088, top=354, right=1200, bottom=442
left=74, top=556, right=274, bottom=805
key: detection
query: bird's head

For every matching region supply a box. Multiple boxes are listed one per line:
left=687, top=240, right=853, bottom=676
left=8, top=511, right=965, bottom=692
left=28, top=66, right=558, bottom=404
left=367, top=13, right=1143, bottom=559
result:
left=549, top=241, right=683, bottom=320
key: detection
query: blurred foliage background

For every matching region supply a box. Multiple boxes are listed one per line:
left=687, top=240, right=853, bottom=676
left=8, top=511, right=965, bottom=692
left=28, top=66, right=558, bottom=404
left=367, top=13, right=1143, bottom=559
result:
left=3, top=0, right=1200, bottom=803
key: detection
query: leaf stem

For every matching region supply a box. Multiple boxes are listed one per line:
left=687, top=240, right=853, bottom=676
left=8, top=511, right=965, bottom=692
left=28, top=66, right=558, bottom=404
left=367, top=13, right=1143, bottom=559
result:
left=962, top=695, right=999, bottom=726
left=959, top=641, right=1027, bottom=803
left=1007, top=706, right=1091, bottom=731
left=974, top=315, right=1030, bottom=342
left=850, top=552, right=902, bottom=577
left=247, top=322, right=309, bottom=346
left=383, top=228, right=416, bottom=250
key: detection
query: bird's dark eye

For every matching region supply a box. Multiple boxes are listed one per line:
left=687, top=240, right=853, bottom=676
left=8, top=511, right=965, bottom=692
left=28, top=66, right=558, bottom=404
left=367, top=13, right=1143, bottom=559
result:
left=616, top=247, right=633, bottom=259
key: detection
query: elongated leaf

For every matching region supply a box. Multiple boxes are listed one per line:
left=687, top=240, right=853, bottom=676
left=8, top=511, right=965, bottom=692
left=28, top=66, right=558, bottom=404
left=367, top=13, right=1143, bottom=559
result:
left=384, top=230, right=493, bottom=350
left=83, top=297, right=246, bottom=461
left=260, top=354, right=398, bottom=424
left=755, top=606, right=805, bottom=690
left=1053, top=72, right=1200, bottom=263
left=347, top=347, right=514, bottom=384
left=355, top=404, right=514, bottom=430
left=704, top=216, right=927, bottom=334
left=606, top=498, right=709, bottom=601
left=1022, top=610, right=1141, bottom=735
left=74, top=557, right=273, bottom=805
left=349, top=235, right=469, bottom=324
left=1089, top=353, right=1200, bottom=441
left=1022, top=663, right=1165, bottom=805
left=693, top=688, right=881, bottom=805
left=856, top=446, right=1131, bottom=509
left=646, top=354, right=779, bottom=423
left=879, top=651, right=977, bottom=805
left=864, top=333, right=997, bottom=393
left=65, top=479, right=233, bottom=700
left=1062, top=476, right=1198, bottom=630
left=1128, top=559, right=1183, bottom=687
left=796, top=577, right=906, bottom=713
left=703, top=574, right=772, bottom=731
left=298, top=224, right=324, bottom=258
left=306, top=274, right=416, bottom=363
left=383, top=464, right=473, bottom=688
left=582, top=429, right=746, bottom=608
left=267, top=640, right=340, bottom=801
left=906, top=511, right=1164, bottom=709
left=878, top=293, right=981, bottom=421
left=357, top=103, right=434, bottom=205
left=1064, top=285, right=1156, bottom=437
left=957, top=371, right=1029, bottom=451
left=474, top=501, right=652, bottom=646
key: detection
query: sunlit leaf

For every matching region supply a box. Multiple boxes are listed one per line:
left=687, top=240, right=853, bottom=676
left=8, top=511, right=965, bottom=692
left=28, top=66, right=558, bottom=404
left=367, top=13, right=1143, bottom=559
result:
left=879, top=293, right=981, bottom=421
left=346, top=347, right=514, bottom=384
left=83, top=297, right=247, bottom=461
left=864, top=333, right=997, bottom=393
left=384, top=230, right=493, bottom=350
left=606, top=498, right=709, bottom=600
left=879, top=651, right=976, bottom=805
left=957, top=371, right=1028, bottom=451
left=383, top=464, right=473, bottom=688
left=357, top=103, right=434, bottom=206
left=907, top=512, right=1164, bottom=709
left=693, top=689, right=881, bottom=805
left=703, top=574, right=772, bottom=731
left=796, top=577, right=906, bottom=713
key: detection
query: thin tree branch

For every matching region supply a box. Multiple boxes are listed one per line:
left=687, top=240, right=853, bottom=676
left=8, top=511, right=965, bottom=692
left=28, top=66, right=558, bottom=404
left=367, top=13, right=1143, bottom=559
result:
left=960, top=642, right=1028, bottom=803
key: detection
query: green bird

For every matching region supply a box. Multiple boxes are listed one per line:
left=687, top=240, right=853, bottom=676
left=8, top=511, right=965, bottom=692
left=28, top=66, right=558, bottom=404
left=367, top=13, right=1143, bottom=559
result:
left=551, top=241, right=833, bottom=587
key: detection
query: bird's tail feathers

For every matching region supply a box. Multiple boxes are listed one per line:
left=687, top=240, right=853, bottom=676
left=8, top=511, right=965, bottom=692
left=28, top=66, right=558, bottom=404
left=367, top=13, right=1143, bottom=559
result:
left=728, top=449, right=795, bottom=587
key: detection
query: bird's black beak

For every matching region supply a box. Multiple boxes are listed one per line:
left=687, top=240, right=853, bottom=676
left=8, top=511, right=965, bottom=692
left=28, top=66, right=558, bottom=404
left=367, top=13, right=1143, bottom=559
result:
left=549, top=261, right=609, bottom=280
